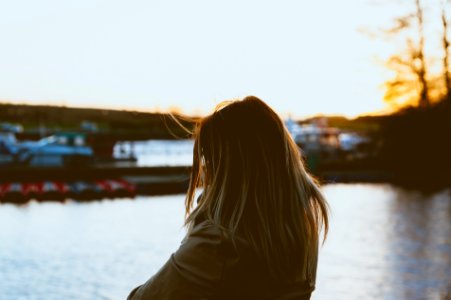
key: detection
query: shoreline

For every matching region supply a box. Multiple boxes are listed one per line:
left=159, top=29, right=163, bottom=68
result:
left=1, top=165, right=449, bottom=204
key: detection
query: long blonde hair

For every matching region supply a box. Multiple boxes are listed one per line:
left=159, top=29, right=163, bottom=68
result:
left=185, top=96, right=328, bottom=283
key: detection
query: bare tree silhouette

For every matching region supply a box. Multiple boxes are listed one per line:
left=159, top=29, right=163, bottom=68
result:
left=441, top=0, right=451, bottom=101
left=382, top=0, right=430, bottom=108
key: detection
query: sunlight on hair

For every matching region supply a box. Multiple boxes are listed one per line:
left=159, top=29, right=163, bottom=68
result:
left=184, top=96, right=329, bottom=284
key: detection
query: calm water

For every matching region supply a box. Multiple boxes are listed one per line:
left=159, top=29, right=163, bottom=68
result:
left=114, top=140, right=194, bottom=167
left=0, top=184, right=450, bottom=300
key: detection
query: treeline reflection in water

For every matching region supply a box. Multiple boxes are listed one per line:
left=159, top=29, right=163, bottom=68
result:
left=0, top=184, right=449, bottom=300
left=315, top=184, right=451, bottom=300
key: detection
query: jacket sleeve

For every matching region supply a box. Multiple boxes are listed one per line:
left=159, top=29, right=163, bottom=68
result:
left=127, top=222, right=225, bottom=300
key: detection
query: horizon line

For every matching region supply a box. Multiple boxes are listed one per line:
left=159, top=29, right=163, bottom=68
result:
left=0, top=98, right=394, bottom=121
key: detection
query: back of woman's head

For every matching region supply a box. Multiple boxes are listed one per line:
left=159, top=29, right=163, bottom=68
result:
left=185, top=96, right=328, bottom=283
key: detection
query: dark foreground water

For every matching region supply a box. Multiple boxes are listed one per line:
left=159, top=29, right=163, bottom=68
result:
left=0, top=184, right=450, bottom=300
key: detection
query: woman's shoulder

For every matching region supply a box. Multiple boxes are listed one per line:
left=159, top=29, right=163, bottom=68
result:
left=189, top=216, right=236, bottom=241
left=187, top=221, right=314, bottom=299
left=181, top=219, right=237, bottom=256
left=182, top=219, right=240, bottom=264
left=127, top=220, right=227, bottom=300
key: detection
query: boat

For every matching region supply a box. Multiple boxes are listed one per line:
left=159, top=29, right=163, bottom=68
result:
left=0, top=129, right=21, bottom=166
left=15, top=132, right=94, bottom=167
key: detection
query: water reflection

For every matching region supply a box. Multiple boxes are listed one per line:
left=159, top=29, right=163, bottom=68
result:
left=0, top=184, right=450, bottom=300
left=114, top=140, right=194, bottom=167
left=387, top=189, right=451, bottom=299
left=314, top=184, right=451, bottom=300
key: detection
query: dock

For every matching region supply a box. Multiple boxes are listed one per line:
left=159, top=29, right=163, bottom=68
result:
left=1, top=163, right=447, bottom=204
left=0, top=166, right=191, bottom=204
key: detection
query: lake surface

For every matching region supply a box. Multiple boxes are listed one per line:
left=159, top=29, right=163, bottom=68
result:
left=114, top=140, right=194, bottom=167
left=0, top=184, right=450, bottom=300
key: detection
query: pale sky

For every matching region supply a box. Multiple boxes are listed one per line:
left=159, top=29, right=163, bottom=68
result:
left=0, top=0, right=417, bottom=118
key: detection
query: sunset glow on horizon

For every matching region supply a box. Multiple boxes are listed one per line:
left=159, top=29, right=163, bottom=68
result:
left=0, top=0, right=444, bottom=118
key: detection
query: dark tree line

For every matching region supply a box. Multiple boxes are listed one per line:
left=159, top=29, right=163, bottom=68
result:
left=0, top=103, right=195, bottom=140
left=365, top=0, right=451, bottom=186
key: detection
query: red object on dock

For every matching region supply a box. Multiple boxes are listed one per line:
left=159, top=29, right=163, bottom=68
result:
left=23, top=182, right=42, bottom=199
left=96, top=179, right=136, bottom=198
left=0, top=182, right=27, bottom=204
left=0, top=178, right=135, bottom=203
left=38, top=181, right=68, bottom=201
